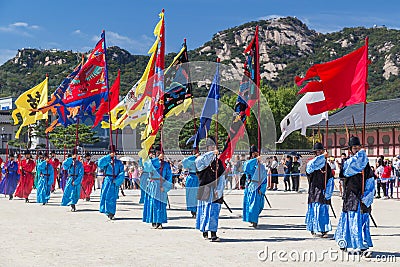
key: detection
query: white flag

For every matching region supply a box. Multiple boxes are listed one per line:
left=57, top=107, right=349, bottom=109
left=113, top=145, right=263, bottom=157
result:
left=276, top=92, right=328, bottom=143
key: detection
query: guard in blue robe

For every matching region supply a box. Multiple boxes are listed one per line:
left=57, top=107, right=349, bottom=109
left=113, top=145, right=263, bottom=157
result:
left=195, top=138, right=225, bottom=242
left=334, top=136, right=375, bottom=253
left=36, top=154, right=54, bottom=205
left=98, top=148, right=125, bottom=220
left=142, top=147, right=173, bottom=229
left=243, top=145, right=267, bottom=228
left=182, top=153, right=199, bottom=217
left=305, top=142, right=334, bottom=237
left=0, top=154, right=19, bottom=200
left=61, top=149, right=84, bottom=212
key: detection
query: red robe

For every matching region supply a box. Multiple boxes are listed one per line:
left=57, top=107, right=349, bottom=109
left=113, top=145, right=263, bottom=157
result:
left=80, top=160, right=97, bottom=199
left=49, top=157, right=60, bottom=191
left=14, top=159, right=36, bottom=199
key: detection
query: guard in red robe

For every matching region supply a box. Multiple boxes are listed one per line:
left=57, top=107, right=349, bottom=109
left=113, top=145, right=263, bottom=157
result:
left=80, top=152, right=97, bottom=201
left=49, top=151, right=60, bottom=192
left=15, top=150, right=36, bottom=202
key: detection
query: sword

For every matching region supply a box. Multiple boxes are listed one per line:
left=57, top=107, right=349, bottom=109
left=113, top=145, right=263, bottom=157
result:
left=329, top=203, right=337, bottom=218
left=370, top=213, right=378, bottom=228
left=167, top=195, right=171, bottom=209
left=223, top=199, right=232, bottom=213
left=259, top=190, right=272, bottom=208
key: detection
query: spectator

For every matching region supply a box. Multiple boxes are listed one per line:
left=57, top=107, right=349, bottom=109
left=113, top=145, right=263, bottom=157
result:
left=291, top=155, right=300, bottom=192
left=283, top=155, right=292, bottom=192
left=269, top=156, right=279, bottom=191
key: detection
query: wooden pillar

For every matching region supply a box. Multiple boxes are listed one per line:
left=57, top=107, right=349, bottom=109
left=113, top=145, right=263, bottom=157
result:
left=393, top=127, right=396, bottom=157
left=376, top=128, right=380, bottom=157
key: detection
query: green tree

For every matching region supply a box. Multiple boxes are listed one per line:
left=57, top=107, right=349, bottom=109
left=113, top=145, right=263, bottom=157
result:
left=49, top=124, right=100, bottom=149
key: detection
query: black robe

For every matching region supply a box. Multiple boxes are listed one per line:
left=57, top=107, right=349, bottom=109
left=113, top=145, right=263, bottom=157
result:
left=307, top=163, right=332, bottom=205
left=342, top=163, right=373, bottom=213
left=196, top=157, right=225, bottom=203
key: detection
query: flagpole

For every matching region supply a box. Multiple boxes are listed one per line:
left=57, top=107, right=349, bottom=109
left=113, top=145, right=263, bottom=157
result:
left=102, top=30, right=114, bottom=152
left=362, top=37, right=369, bottom=195
left=254, top=26, right=262, bottom=189
left=324, top=119, right=329, bottom=189
left=45, top=74, right=49, bottom=155
left=185, top=38, right=197, bottom=153
left=215, top=58, right=220, bottom=194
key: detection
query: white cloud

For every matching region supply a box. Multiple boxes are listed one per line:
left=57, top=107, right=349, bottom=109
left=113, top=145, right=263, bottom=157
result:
left=0, top=49, right=17, bottom=65
left=12, top=22, right=29, bottom=27
left=73, top=29, right=82, bottom=35
left=0, top=21, right=40, bottom=37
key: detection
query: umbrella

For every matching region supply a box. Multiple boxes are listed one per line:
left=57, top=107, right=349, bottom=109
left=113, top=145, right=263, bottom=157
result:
left=119, top=156, right=135, bottom=162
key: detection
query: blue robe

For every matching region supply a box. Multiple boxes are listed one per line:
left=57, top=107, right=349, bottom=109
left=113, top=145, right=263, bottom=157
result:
left=305, top=154, right=334, bottom=233
left=182, top=155, right=199, bottom=212
left=61, top=158, right=84, bottom=206
left=195, top=151, right=225, bottom=232
left=334, top=150, right=374, bottom=250
left=36, top=161, right=54, bottom=204
left=98, top=155, right=125, bottom=215
left=0, top=160, right=19, bottom=195
left=138, top=158, right=148, bottom=204
left=142, top=158, right=173, bottom=224
left=242, top=158, right=267, bottom=224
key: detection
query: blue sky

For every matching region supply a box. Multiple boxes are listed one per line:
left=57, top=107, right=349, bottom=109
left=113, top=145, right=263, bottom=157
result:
left=1, top=0, right=400, bottom=64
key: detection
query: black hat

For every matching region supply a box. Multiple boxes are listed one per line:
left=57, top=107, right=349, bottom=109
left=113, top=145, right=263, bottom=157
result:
left=71, top=148, right=78, bottom=155
left=153, top=145, right=164, bottom=154
left=9, top=153, right=15, bottom=158
left=51, top=150, right=56, bottom=154
left=313, top=142, right=324, bottom=151
left=348, top=136, right=361, bottom=148
left=109, top=145, right=116, bottom=153
left=205, top=137, right=216, bottom=147
left=250, top=145, right=258, bottom=154
left=85, top=152, right=91, bottom=157
left=24, top=150, right=31, bottom=155
left=67, top=153, right=72, bottom=158
left=43, top=153, right=49, bottom=158
left=38, top=151, right=43, bottom=156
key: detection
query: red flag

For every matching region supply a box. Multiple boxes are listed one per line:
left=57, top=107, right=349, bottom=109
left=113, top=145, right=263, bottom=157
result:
left=93, top=70, right=120, bottom=127
left=219, top=26, right=260, bottom=164
left=149, top=11, right=165, bottom=135
left=295, top=42, right=368, bottom=115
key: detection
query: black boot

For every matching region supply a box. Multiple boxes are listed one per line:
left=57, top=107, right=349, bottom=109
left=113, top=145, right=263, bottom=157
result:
left=9, top=195, right=13, bottom=200
left=152, top=223, right=156, bottom=228
left=191, top=211, right=196, bottom=218
left=156, top=223, right=163, bottom=229
left=71, top=204, right=76, bottom=212
left=86, top=197, right=90, bottom=201
left=202, top=232, right=209, bottom=240
left=210, top=232, right=220, bottom=242
left=25, top=198, right=29, bottom=203
left=251, top=222, right=258, bottom=228
left=108, top=214, right=115, bottom=220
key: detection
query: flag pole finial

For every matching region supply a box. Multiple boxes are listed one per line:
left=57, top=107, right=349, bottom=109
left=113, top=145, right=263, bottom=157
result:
left=184, top=38, right=186, bottom=43
left=162, top=8, right=165, bottom=13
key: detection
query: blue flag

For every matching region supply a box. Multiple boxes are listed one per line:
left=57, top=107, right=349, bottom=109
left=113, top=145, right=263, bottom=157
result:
left=187, top=63, right=220, bottom=148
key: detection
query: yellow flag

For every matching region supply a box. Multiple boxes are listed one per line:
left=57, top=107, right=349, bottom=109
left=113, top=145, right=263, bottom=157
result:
left=11, top=77, right=48, bottom=139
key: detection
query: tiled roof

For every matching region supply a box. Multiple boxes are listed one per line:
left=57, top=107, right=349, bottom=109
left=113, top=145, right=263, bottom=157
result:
left=312, top=98, right=400, bottom=128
